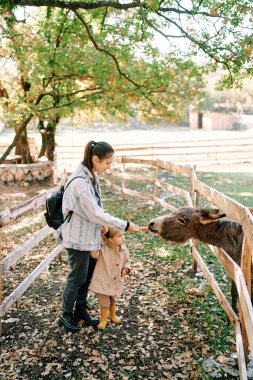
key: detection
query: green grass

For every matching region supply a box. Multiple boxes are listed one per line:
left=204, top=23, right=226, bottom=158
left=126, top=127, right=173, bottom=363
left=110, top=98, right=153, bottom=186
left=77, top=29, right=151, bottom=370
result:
left=200, top=171, right=253, bottom=207
left=109, top=167, right=253, bottom=211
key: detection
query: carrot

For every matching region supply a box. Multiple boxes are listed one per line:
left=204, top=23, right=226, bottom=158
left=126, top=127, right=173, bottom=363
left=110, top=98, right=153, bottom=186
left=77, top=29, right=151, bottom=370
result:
left=139, top=226, right=148, bottom=231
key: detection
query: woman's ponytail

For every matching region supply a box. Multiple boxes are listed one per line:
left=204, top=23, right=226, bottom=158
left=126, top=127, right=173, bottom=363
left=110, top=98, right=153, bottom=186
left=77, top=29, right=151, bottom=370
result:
left=82, top=141, right=114, bottom=182
left=83, top=140, right=96, bottom=175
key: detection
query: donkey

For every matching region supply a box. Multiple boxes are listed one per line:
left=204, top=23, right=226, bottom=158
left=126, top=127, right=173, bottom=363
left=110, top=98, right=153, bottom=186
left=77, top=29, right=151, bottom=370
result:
left=148, top=207, right=252, bottom=312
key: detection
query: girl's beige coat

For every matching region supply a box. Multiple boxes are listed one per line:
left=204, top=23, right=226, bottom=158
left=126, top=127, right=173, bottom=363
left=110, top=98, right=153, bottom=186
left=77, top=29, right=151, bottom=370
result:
left=89, top=243, right=130, bottom=297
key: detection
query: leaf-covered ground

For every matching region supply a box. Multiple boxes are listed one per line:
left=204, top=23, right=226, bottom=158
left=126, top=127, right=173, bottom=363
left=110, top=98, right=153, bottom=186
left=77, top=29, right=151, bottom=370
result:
left=1, top=172, right=250, bottom=380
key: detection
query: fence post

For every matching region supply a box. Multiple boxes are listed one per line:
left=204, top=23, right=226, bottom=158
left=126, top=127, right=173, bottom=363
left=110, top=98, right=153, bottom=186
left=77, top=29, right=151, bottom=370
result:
left=239, top=238, right=250, bottom=362
left=239, top=209, right=253, bottom=362
left=0, top=241, right=2, bottom=336
left=190, top=165, right=198, bottom=204
left=121, top=156, right=126, bottom=201
left=52, top=152, right=58, bottom=186
left=153, top=163, right=158, bottom=203
left=191, top=166, right=198, bottom=273
left=112, top=160, right=116, bottom=190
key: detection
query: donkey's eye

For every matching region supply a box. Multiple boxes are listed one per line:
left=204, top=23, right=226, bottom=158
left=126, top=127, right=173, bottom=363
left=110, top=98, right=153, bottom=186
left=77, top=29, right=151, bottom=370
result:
left=178, top=218, right=185, bottom=224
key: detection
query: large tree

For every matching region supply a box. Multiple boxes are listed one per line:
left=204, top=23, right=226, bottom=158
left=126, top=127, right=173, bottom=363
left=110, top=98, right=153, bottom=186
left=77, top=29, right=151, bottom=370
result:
left=1, top=0, right=252, bottom=85
left=0, top=6, right=204, bottom=163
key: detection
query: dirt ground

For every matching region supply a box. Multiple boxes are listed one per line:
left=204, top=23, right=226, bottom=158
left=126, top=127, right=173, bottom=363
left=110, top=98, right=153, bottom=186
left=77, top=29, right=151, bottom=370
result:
left=0, top=178, right=250, bottom=380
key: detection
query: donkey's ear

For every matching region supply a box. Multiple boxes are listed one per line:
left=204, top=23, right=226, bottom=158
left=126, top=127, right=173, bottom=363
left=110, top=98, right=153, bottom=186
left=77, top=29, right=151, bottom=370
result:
left=199, top=209, right=226, bottom=224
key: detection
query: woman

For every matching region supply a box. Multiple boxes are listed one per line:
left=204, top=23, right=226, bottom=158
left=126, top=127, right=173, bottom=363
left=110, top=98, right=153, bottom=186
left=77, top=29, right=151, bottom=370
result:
left=57, top=140, right=139, bottom=333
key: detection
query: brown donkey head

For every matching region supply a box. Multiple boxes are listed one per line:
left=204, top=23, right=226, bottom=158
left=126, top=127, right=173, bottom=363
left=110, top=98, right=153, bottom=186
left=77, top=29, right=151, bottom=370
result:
left=149, top=207, right=227, bottom=243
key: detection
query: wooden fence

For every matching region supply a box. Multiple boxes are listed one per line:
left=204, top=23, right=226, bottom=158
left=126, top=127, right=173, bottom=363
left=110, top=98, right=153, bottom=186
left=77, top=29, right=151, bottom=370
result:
left=53, top=136, right=253, bottom=166
left=106, top=157, right=253, bottom=380
left=0, top=177, right=67, bottom=335
left=2, top=135, right=252, bottom=173
left=0, top=157, right=252, bottom=379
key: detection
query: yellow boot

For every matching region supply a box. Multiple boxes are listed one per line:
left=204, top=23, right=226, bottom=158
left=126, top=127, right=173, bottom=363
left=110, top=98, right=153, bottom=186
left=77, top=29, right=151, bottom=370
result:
left=97, top=308, right=109, bottom=330
left=110, top=304, right=121, bottom=324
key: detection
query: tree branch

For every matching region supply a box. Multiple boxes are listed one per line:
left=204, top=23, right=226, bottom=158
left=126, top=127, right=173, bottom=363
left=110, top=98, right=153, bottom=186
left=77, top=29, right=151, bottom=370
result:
left=8, top=0, right=140, bottom=11
left=73, top=10, right=144, bottom=90
left=101, top=6, right=108, bottom=32
left=59, top=87, right=103, bottom=98
left=37, top=88, right=104, bottom=112
left=159, top=6, right=217, bottom=18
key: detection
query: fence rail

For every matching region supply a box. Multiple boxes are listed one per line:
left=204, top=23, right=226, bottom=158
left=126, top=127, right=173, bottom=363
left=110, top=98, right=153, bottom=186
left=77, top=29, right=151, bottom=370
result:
left=0, top=188, right=57, bottom=227
left=54, top=142, right=253, bottom=164
left=1, top=136, right=253, bottom=173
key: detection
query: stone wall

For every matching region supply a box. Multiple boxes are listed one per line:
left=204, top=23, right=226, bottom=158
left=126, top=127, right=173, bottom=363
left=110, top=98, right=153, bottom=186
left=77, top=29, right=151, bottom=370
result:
left=0, top=161, right=53, bottom=183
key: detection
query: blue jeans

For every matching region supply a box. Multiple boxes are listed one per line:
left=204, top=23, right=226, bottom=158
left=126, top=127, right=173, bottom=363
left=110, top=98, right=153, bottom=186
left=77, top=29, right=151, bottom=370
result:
left=62, top=249, right=96, bottom=313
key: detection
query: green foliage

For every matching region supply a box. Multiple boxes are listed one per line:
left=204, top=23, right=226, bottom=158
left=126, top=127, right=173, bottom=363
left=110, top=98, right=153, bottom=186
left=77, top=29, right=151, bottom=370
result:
left=2, top=0, right=253, bottom=89
left=0, top=0, right=12, bottom=12
left=0, top=6, right=204, bottom=131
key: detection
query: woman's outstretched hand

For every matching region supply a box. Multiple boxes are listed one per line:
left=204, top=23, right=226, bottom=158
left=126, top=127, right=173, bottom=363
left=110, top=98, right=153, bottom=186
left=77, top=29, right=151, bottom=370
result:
left=127, top=223, right=140, bottom=232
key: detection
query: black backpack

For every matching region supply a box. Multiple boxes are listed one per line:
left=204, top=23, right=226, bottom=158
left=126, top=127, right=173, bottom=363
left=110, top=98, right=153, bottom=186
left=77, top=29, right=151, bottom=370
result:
left=44, top=176, right=85, bottom=230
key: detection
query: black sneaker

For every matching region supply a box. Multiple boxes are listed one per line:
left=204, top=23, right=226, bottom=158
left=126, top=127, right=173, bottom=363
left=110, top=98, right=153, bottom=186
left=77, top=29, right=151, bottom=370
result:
left=59, top=314, right=80, bottom=333
left=74, top=306, right=99, bottom=326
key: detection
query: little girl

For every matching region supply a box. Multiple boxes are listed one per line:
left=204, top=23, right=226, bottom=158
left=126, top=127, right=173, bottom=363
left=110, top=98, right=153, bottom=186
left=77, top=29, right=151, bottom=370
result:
left=89, top=229, right=130, bottom=330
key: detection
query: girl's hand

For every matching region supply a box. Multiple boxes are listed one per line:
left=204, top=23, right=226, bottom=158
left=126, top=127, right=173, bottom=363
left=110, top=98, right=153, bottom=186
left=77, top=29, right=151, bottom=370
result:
left=90, top=250, right=100, bottom=259
left=101, top=226, right=109, bottom=234
left=127, top=223, right=140, bottom=232
left=121, top=268, right=130, bottom=276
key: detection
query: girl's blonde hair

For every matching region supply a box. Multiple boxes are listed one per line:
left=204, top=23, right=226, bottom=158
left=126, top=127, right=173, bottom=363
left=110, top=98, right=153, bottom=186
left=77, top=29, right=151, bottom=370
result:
left=103, top=229, right=121, bottom=240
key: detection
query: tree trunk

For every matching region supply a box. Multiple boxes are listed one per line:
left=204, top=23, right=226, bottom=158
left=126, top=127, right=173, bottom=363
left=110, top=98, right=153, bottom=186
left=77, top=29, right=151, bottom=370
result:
left=38, top=119, right=47, bottom=157
left=0, top=113, right=34, bottom=164
left=45, top=116, right=60, bottom=161
left=15, top=124, right=33, bottom=163
left=0, top=94, right=45, bottom=165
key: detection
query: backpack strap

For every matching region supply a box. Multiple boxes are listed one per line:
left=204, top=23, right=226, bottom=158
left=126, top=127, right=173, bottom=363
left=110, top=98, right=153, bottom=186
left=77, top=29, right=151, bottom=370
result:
left=64, top=175, right=86, bottom=191
left=63, top=176, right=86, bottom=224
left=63, top=175, right=102, bottom=224
left=65, top=175, right=101, bottom=199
